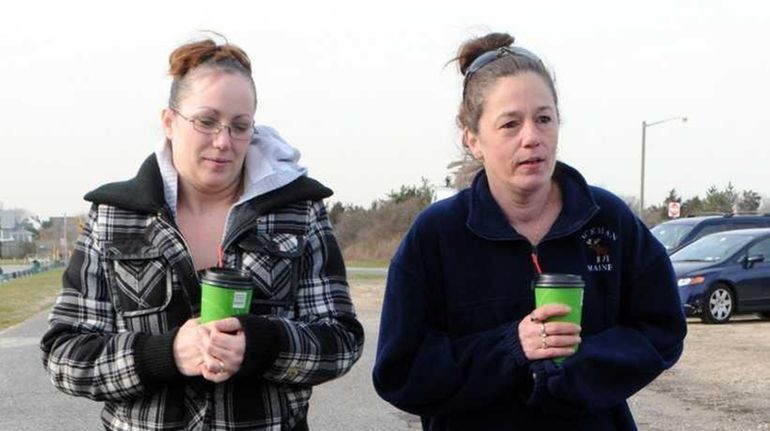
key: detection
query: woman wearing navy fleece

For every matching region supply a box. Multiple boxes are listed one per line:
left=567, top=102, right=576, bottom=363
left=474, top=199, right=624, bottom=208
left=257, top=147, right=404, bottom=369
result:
left=372, top=32, right=686, bottom=430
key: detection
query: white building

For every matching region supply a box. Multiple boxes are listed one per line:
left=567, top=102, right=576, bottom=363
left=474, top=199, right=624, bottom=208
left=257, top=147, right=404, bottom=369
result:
left=0, top=207, right=36, bottom=258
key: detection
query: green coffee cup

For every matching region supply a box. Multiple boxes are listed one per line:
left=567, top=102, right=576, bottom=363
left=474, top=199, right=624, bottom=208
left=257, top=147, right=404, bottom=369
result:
left=534, top=273, right=584, bottom=364
left=200, top=268, right=254, bottom=324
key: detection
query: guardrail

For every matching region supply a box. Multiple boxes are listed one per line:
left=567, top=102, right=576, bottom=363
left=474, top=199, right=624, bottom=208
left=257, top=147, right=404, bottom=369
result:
left=0, top=262, right=65, bottom=283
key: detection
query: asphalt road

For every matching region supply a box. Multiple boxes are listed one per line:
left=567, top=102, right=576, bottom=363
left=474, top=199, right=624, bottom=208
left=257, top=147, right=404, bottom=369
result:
left=0, top=311, right=100, bottom=430
left=0, top=307, right=415, bottom=431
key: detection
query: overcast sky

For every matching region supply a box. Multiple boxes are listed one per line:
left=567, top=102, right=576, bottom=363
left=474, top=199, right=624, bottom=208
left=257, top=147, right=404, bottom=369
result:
left=1, top=1, right=768, bottom=218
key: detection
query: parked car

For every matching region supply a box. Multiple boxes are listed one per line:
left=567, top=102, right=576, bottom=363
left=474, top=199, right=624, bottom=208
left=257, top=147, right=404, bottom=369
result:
left=671, top=228, right=770, bottom=323
left=651, top=214, right=770, bottom=254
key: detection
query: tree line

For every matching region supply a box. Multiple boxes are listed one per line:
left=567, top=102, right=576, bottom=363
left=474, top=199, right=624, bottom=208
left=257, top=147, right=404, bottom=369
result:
left=629, top=183, right=766, bottom=227
left=330, top=179, right=767, bottom=261
left=330, top=179, right=435, bottom=261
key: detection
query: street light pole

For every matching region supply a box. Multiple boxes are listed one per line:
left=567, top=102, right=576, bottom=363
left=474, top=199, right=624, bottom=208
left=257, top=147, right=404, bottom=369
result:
left=62, top=213, right=67, bottom=264
left=640, top=121, right=647, bottom=215
left=639, top=116, right=687, bottom=216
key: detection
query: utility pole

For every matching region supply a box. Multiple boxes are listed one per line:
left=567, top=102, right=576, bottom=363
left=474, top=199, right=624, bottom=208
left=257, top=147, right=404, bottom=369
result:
left=62, top=213, right=68, bottom=265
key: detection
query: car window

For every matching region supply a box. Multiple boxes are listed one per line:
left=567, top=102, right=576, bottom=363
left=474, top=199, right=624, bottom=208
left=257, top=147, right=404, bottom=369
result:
left=733, top=222, right=760, bottom=229
left=671, top=233, right=751, bottom=263
left=747, top=238, right=770, bottom=259
left=651, top=223, right=696, bottom=251
left=695, top=224, right=729, bottom=238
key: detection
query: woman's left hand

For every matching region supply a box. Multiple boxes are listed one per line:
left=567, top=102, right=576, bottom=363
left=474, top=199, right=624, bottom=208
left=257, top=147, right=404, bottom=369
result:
left=198, top=318, right=246, bottom=383
left=518, top=304, right=582, bottom=361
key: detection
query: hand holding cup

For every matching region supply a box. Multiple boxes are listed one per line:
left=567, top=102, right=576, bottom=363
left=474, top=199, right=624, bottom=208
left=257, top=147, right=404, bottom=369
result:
left=519, top=304, right=581, bottom=361
left=521, top=273, right=585, bottom=363
left=198, top=318, right=246, bottom=383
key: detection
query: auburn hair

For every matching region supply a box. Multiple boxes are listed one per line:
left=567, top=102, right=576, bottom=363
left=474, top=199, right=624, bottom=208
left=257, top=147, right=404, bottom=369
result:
left=167, top=35, right=256, bottom=110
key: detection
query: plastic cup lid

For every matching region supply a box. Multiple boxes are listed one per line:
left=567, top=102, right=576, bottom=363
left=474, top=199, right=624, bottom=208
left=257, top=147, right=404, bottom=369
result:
left=201, top=267, right=254, bottom=289
left=535, top=273, right=584, bottom=287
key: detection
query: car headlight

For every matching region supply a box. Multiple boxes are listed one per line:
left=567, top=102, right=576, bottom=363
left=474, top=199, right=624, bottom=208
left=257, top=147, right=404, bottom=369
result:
left=677, top=276, right=705, bottom=287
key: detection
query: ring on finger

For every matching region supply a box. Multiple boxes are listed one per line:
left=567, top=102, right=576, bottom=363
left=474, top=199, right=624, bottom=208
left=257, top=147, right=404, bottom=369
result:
left=540, top=334, right=548, bottom=350
left=216, top=360, right=225, bottom=374
left=540, top=322, right=547, bottom=337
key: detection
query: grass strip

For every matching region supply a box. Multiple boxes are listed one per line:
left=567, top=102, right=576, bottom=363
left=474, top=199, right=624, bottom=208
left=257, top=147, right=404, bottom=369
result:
left=0, top=269, right=64, bottom=331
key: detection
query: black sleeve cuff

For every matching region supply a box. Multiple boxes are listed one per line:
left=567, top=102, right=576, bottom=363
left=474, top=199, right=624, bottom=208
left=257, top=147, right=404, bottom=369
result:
left=134, top=328, right=184, bottom=386
left=505, top=319, right=530, bottom=368
left=526, top=358, right=561, bottom=407
left=235, top=315, right=282, bottom=378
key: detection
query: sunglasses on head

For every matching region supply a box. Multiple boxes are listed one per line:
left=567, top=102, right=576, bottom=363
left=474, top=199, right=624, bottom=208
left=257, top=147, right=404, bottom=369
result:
left=463, top=46, right=544, bottom=95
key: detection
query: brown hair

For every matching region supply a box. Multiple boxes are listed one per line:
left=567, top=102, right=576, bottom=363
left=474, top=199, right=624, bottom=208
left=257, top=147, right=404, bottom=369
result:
left=454, top=32, right=558, bottom=135
left=167, top=34, right=257, bottom=110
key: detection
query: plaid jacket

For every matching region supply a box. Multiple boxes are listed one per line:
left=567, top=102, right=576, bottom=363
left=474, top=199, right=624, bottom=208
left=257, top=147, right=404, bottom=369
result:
left=41, top=155, right=364, bottom=430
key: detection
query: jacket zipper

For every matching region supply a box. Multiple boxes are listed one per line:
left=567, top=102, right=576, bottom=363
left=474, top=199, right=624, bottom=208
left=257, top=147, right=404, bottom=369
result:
left=156, top=211, right=199, bottom=315
left=526, top=204, right=600, bottom=277
left=221, top=217, right=260, bottom=256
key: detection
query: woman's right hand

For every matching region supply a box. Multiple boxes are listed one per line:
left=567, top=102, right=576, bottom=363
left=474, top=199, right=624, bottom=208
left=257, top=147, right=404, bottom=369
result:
left=518, top=304, right=582, bottom=361
left=173, top=318, right=204, bottom=376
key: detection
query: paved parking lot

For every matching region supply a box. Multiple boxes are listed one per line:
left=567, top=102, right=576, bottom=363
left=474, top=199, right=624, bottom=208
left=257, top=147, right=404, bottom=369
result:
left=630, top=316, right=770, bottom=430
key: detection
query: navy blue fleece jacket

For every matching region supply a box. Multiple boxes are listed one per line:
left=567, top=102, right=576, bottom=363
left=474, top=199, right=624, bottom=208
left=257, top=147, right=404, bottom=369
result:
left=372, top=163, right=686, bottom=430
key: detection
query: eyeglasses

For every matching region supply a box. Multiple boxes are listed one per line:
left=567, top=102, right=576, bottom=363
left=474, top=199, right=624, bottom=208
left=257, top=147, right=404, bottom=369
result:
left=463, top=46, right=544, bottom=94
left=172, top=109, right=255, bottom=141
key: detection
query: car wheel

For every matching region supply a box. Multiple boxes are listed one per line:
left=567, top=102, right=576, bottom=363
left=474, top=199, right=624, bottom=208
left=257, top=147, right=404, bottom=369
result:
left=700, top=283, right=734, bottom=324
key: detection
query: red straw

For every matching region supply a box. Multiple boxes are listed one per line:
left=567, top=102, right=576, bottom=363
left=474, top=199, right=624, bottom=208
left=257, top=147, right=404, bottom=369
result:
left=530, top=252, right=543, bottom=275
left=217, top=244, right=224, bottom=268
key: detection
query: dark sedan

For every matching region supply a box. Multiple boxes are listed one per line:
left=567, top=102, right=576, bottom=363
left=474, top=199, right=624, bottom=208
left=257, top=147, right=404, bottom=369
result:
left=671, top=228, right=770, bottom=323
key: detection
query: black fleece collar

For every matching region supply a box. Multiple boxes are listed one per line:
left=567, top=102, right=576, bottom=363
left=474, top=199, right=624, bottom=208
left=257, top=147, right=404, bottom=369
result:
left=466, top=161, right=599, bottom=241
left=84, top=154, right=333, bottom=214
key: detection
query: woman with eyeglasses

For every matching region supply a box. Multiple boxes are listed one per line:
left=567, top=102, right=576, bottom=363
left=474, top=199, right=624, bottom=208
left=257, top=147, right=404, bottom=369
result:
left=41, top=35, right=364, bottom=431
left=372, top=32, right=686, bottom=430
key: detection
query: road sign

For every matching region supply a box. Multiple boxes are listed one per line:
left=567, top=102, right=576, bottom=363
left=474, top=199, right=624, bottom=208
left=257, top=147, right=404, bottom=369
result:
left=668, top=202, right=681, bottom=218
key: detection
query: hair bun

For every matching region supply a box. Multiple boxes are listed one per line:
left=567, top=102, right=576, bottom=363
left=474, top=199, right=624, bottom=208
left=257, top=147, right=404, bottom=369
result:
left=168, top=38, right=252, bottom=79
left=456, top=32, right=515, bottom=75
